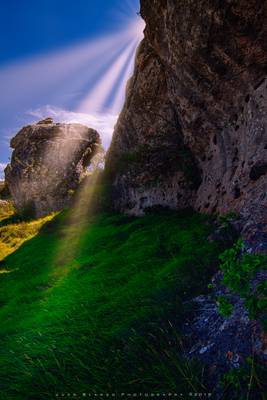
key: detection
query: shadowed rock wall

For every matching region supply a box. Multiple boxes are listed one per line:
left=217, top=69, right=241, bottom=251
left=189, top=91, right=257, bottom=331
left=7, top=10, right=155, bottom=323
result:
left=107, top=0, right=267, bottom=245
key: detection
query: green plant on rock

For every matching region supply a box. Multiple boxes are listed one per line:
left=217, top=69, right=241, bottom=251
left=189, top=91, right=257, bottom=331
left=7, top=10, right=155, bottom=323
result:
left=218, top=211, right=240, bottom=227
left=217, top=295, right=234, bottom=317
left=219, top=240, right=267, bottom=328
left=221, top=367, right=248, bottom=393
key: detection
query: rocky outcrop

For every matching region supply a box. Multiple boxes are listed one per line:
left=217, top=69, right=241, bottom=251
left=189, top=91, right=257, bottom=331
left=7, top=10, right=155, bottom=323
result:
left=183, top=271, right=267, bottom=396
left=5, top=118, right=100, bottom=217
left=107, top=0, right=267, bottom=245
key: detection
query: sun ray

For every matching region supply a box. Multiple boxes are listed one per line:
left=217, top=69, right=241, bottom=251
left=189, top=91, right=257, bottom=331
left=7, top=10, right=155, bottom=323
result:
left=77, top=39, right=137, bottom=114
left=54, top=40, right=132, bottom=107
left=103, top=39, right=139, bottom=111
left=0, top=25, right=139, bottom=112
left=108, top=40, right=139, bottom=113
left=125, top=0, right=139, bottom=14
left=43, top=14, right=145, bottom=267
left=116, top=0, right=138, bottom=19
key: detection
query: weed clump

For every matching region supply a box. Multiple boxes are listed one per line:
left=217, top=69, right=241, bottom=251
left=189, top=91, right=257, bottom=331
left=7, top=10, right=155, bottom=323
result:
left=219, top=240, right=267, bottom=327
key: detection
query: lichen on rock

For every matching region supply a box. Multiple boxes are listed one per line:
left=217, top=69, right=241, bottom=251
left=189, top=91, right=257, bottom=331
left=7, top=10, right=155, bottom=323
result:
left=5, top=118, right=100, bottom=217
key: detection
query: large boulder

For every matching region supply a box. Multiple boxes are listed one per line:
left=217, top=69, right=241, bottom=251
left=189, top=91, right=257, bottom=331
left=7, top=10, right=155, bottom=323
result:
left=5, top=118, right=100, bottom=217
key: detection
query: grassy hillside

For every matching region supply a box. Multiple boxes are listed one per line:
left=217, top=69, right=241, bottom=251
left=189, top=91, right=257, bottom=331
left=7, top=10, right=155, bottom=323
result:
left=0, top=202, right=54, bottom=262
left=0, top=204, right=222, bottom=399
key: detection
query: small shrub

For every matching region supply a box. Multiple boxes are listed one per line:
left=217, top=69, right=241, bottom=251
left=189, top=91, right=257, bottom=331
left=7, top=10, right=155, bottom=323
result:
left=218, top=211, right=240, bottom=226
left=219, top=240, right=267, bottom=328
left=217, top=295, right=234, bottom=317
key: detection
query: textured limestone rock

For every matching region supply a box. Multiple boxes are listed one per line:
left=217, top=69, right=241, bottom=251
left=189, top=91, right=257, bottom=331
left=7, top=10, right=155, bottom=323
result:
left=107, top=41, right=201, bottom=214
left=107, top=0, right=267, bottom=243
left=183, top=271, right=267, bottom=397
left=5, top=119, right=100, bottom=217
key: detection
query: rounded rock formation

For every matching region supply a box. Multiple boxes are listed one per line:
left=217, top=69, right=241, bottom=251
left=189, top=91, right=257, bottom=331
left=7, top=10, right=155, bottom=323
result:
left=5, top=118, right=100, bottom=217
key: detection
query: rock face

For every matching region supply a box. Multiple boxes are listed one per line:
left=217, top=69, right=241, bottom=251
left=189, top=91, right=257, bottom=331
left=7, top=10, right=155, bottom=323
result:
left=5, top=119, right=100, bottom=217
left=183, top=271, right=267, bottom=396
left=107, top=0, right=267, bottom=242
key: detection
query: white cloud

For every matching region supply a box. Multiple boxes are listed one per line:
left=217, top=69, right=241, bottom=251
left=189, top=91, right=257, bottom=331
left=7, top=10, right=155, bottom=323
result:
left=0, top=163, right=7, bottom=170
left=0, top=163, right=7, bottom=180
left=28, top=105, right=118, bottom=149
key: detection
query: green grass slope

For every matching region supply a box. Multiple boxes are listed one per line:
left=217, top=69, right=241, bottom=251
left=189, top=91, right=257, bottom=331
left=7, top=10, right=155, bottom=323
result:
left=0, top=202, right=54, bottom=262
left=0, top=206, right=221, bottom=399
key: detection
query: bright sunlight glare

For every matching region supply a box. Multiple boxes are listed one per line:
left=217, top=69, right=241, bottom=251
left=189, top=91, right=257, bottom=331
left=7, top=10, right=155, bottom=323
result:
left=43, top=4, right=145, bottom=266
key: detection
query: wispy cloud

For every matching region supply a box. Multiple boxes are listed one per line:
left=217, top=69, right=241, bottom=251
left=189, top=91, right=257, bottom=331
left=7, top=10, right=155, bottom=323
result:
left=28, top=105, right=118, bottom=149
left=0, top=163, right=7, bottom=180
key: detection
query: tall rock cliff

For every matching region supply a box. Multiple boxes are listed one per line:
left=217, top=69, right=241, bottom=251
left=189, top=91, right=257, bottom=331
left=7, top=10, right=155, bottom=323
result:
left=107, top=0, right=267, bottom=245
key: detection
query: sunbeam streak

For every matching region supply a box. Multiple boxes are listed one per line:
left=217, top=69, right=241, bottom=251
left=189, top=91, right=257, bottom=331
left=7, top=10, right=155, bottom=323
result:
left=55, top=40, right=131, bottom=105
left=40, top=12, right=145, bottom=268
left=0, top=20, right=142, bottom=113
left=52, top=170, right=102, bottom=276
left=0, top=12, right=144, bottom=184
left=109, top=41, right=140, bottom=113
left=77, top=39, right=139, bottom=114
left=104, top=39, right=138, bottom=111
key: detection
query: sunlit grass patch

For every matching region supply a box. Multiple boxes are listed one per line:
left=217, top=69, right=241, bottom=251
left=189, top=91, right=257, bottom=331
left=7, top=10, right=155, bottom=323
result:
left=0, top=201, right=56, bottom=262
left=0, top=200, right=14, bottom=221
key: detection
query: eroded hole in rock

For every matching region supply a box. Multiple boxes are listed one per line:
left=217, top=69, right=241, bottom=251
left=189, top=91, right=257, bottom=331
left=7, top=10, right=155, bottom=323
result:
left=211, top=204, right=218, bottom=213
left=232, top=148, right=239, bottom=163
left=249, top=162, right=267, bottom=181
left=233, top=186, right=241, bottom=199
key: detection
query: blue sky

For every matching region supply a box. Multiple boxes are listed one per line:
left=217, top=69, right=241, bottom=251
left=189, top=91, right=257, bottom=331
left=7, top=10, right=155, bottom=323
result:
left=0, top=0, right=142, bottom=177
